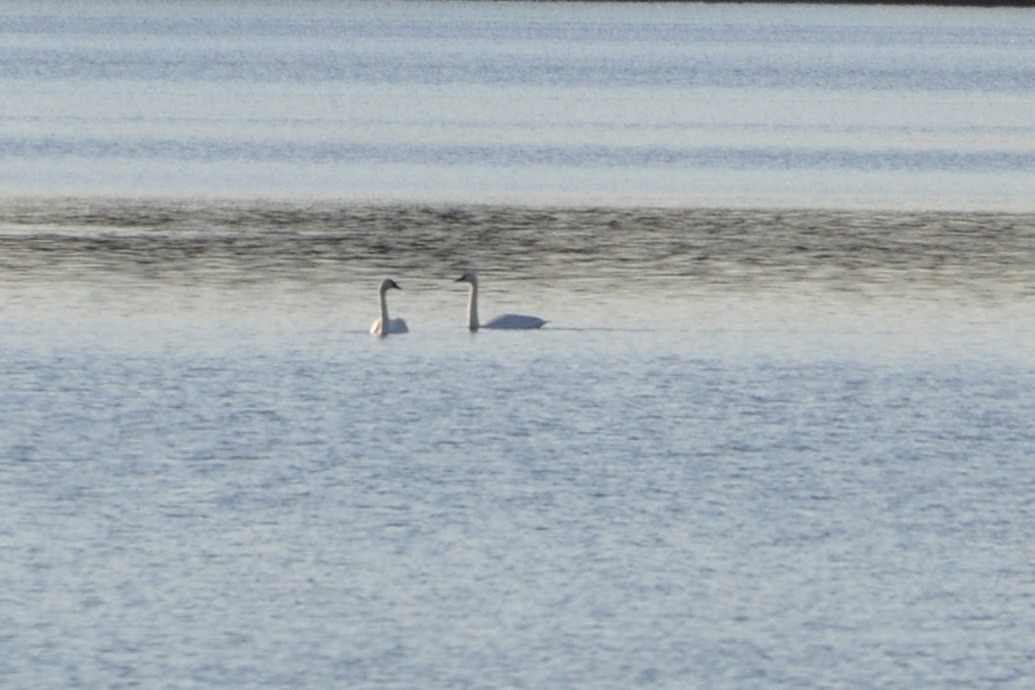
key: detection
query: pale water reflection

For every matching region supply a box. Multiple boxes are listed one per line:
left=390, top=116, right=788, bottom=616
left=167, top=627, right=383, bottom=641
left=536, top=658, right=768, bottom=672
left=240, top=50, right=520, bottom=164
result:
left=3, top=1, right=1035, bottom=206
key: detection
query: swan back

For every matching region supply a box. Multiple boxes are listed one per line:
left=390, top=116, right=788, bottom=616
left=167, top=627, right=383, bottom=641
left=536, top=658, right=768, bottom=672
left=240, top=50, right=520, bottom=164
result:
left=369, top=317, right=409, bottom=335
left=483, top=313, right=547, bottom=330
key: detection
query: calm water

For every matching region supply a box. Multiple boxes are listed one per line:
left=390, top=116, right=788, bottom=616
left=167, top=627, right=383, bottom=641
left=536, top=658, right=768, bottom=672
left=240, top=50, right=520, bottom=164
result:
left=3, top=2, right=1035, bottom=689
left=2, top=0, right=1035, bottom=207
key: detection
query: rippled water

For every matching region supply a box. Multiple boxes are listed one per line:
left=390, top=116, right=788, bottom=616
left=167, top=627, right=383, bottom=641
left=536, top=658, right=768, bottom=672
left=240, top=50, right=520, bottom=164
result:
left=4, top=2, right=1035, bottom=688
left=3, top=0, right=1035, bottom=206
left=3, top=201, right=1035, bottom=688
left=5, top=200, right=1034, bottom=292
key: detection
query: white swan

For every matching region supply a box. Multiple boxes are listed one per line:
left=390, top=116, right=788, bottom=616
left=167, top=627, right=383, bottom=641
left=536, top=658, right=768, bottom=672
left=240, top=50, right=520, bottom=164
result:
left=369, top=278, right=408, bottom=336
left=455, top=272, right=546, bottom=331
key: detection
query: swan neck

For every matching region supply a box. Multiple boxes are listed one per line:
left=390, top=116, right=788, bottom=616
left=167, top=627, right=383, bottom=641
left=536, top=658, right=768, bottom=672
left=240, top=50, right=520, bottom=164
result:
left=379, top=288, right=390, bottom=326
left=466, top=282, right=479, bottom=331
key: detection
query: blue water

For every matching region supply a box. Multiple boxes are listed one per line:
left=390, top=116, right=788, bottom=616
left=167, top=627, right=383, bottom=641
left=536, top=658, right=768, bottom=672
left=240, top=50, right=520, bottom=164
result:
left=3, top=0, right=1035, bottom=207
left=3, top=2, right=1035, bottom=688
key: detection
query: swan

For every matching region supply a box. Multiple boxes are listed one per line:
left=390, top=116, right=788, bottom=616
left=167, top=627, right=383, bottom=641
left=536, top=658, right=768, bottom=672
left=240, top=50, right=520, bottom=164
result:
left=455, top=272, right=546, bottom=331
left=369, top=278, right=408, bottom=336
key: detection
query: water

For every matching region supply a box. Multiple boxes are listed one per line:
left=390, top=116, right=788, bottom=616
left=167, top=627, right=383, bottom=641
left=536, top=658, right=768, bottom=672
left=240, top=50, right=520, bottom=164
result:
left=3, top=0, right=1035, bottom=207
left=3, top=3, right=1035, bottom=689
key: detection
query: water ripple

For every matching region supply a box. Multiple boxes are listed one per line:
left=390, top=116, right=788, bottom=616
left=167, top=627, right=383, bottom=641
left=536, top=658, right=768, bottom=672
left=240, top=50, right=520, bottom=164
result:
left=2, top=200, right=1033, bottom=300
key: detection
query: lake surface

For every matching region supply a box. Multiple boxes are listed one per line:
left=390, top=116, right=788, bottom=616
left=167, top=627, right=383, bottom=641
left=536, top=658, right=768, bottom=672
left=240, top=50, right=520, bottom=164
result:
left=2, top=2, right=1035, bottom=689
left=3, top=0, right=1035, bottom=207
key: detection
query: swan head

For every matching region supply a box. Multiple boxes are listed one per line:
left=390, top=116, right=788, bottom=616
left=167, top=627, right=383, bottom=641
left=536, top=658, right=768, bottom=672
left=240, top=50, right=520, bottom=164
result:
left=455, top=272, right=478, bottom=285
left=380, top=278, right=402, bottom=293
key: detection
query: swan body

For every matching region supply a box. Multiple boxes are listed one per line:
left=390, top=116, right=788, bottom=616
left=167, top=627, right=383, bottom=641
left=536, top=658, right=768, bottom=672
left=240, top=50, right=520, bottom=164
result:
left=370, top=278, right=408, bottom=336
left=455, top=272, right=546, bottom=331
left=482, top=313, right=549, bottom=329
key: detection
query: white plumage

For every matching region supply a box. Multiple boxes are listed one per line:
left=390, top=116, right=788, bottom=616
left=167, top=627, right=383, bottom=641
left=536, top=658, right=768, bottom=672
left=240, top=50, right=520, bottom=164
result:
left=455, top=272, right=546, bottom=331
left=370, top=278, right=408, bottom=336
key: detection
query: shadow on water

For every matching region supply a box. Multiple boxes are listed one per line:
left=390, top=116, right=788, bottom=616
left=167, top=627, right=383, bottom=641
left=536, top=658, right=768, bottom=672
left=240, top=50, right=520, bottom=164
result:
left=2, top=198, right=1034, bottom=300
